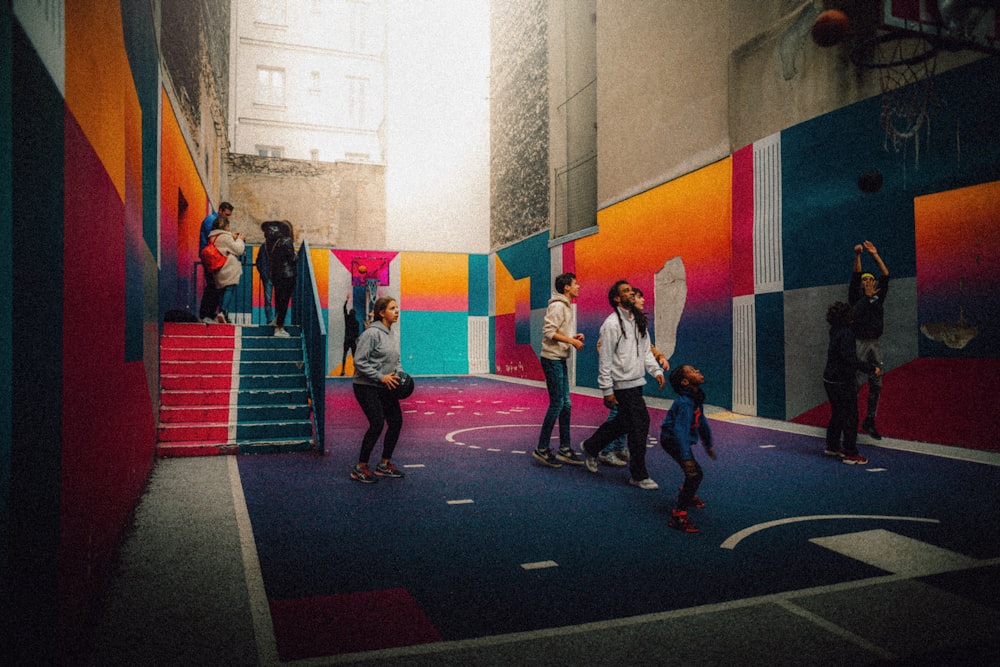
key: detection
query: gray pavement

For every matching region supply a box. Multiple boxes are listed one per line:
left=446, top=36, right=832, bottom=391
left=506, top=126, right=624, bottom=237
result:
left=90, top=442, right=1000, bottom=666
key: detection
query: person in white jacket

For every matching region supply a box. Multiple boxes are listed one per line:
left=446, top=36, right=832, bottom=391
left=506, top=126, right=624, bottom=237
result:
left=581, top=280, right=665, bottom=489
left=208, top=215, right=245, bottom=323
left=533, top=273, right=585, bottom=468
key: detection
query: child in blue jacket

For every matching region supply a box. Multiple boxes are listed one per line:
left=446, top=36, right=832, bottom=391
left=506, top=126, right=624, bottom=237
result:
left=660, top=365, right=716, bottom=533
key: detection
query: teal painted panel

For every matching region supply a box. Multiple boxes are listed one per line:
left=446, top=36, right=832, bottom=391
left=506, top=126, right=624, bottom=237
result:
left=401, top=311, right=468, bottom=375
left=468, top=254, right=489, bottom=316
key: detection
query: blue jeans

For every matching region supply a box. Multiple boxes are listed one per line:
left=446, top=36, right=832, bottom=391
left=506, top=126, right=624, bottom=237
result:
left=219, top=284, right=236, bottom=320
left=261, top=277, right=275, bottom=323
left=538, top=357, right=572, bottom=451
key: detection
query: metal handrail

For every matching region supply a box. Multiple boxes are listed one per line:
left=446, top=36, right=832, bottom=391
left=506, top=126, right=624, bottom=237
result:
left=293, top=239, right=328, bottom=453
left=193, top=242, right=327, bottom=452
left=192, top=251, right=256, bottom=324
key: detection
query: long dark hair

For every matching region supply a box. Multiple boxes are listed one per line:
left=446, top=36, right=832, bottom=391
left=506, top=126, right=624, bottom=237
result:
left=607, top=280, right=648, bottom=340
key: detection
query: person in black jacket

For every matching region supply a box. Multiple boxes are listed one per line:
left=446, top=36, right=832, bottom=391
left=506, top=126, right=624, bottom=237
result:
left=264, top=220, right=297, bottom=338
left=823, top=301, right=882, bottom=465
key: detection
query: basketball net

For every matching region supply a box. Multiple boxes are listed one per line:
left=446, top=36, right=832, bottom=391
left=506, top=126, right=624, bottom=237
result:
left=365, top=278, right=380, bottom=323
left=872, top=36, right=941, bottom=168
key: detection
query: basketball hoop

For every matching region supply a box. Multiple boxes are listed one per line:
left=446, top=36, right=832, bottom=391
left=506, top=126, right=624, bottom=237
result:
left=852, top=31, right=942, bottom=167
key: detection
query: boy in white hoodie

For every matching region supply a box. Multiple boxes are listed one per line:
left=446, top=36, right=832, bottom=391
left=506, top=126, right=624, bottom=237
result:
left=581, top=280, right=665, bottom=489
left=533, top=273, right=586, bottom=468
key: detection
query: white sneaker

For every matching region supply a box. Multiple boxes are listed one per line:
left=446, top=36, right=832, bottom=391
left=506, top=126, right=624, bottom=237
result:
left=200, top=317, right=215, bottom=325
left=273, top=328, right=291, bottom=338
left=598, top=451, right=627, bottom=467
left=628, top=477, right=659, bottom=490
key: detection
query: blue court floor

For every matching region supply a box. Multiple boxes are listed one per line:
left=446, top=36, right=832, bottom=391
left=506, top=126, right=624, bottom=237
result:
left=91, top=376, right=1000, bottom=666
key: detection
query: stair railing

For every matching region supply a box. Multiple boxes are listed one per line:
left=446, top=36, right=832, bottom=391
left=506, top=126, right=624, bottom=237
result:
left=293, top=239, right=328, bottom=453
left=192, top=253, right=256, bottom=324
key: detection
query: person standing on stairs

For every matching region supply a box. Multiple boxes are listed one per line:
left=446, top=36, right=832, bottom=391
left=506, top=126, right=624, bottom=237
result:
left=198, top=201, right=233, bottom=323
left=207, top=211, right=245, bottom=323
left=351, top=296, right=407, bottom=483
left=264, top=220, right=297, bottom=337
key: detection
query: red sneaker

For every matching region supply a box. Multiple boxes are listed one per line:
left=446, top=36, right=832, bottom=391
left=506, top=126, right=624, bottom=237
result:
left=668, top=510, right=699, bottom=533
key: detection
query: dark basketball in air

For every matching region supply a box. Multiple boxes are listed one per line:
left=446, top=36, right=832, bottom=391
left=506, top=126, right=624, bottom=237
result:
left=857, top=169, right=884, bottom=193
left=392, top=371, right=415, bottom=399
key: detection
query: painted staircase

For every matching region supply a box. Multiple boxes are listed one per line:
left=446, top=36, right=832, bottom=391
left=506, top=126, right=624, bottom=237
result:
left=158, top=322, right=316, bottom=457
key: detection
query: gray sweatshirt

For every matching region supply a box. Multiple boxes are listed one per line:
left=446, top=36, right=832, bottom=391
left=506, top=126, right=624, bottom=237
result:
left=352, top=321, right=402, bottom=386
left=596, top=307, right=662, bottom=395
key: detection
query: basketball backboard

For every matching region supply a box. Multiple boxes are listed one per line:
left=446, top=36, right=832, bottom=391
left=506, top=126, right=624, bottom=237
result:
left=882, top=0, right=1000, bottom=54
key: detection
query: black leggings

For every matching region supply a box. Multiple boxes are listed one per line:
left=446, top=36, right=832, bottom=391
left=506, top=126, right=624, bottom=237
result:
left=353, top=383, right=403, bottom=464
left=660, top=438, right=704, bottom=511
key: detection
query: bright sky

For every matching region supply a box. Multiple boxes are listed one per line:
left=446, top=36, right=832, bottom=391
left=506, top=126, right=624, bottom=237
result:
left=385, top=0, right=491, bottom=254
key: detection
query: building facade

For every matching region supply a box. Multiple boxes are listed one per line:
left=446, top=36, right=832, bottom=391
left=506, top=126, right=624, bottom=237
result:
left=229, top=0, right=387, bottom=165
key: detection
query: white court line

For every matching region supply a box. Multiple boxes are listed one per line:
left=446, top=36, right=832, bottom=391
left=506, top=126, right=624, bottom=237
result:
left=521, top=561, right=558, bottom=570
left=447, top=499, right=474, bottom=505
left=227, top=457, right=279, bottom=665
left=720, top=515, right=940, bottom=550
left=774, top=598, right=896, bottom=661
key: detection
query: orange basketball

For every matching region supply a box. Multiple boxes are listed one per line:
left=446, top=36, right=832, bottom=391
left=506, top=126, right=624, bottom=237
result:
left=812, top=9, right=849, bottom=47
left=358, top=264, right=367, bottom=274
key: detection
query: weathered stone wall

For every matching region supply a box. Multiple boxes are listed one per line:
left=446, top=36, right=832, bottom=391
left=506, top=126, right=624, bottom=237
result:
left=160, top=0, right=231, bottom=202
left=225, top=154, right=386, bottom=249
left=490, top=0, right=549, bottom=250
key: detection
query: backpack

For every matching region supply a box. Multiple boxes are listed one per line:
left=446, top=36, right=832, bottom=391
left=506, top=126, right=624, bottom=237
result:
left=199, top=235, right=226, bottom=271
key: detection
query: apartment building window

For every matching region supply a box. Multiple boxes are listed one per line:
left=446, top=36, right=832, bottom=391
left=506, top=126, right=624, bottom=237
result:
left=347, top=76, right=368, bottom=126
left=256, top=145, right=283, bottom=158
left=347, top=0, right=369, bottom=51
left=309, top=71, right=321, bottom=95
left=256, top=66, right=285, bottom=106
left=257, top=0, right=287, bottom=26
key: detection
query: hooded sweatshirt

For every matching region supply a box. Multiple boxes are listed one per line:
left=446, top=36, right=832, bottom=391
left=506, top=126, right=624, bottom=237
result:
left=596, top=306, right=663, bottom=395
left=353, top=321, right=402, bottom=387
left=540, top=292, right=576, bottom=361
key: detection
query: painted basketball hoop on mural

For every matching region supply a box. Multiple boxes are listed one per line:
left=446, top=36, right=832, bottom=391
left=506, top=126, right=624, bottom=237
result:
left=351, top=257, right=391, bottom=324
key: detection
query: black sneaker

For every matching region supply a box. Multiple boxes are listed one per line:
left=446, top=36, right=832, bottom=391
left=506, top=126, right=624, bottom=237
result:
left=351, top=463, right=378, bottom=484
left=375, top=462, right=404, bottom=478
left=555, top=447, right=584, bottom=466
left=532, top=449, right=563, bottom=468
left=862, top=420, right=882, bottom=440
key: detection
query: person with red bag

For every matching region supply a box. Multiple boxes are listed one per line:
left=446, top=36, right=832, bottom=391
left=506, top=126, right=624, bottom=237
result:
left=198, top=202, right=234, bottom=323
left=206, top=212, right=245, bottom=323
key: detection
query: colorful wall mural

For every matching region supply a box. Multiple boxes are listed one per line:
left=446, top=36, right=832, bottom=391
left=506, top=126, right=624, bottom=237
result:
left=327, top=250, right=481, bottom=377
left=6, top=1, right=165, bottom=660
left=489, top=56, right=1000, bottom=449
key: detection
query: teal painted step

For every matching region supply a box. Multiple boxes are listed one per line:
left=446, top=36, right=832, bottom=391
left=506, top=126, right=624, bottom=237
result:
left=157, top=323, right=316, bottom=457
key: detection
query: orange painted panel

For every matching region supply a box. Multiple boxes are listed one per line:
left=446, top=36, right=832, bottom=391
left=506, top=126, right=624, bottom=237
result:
left=400, top=252, right=468, bottom=311
left=65, top=0, right=128, bottom=200
left=495, top=256, right=516, bottom=315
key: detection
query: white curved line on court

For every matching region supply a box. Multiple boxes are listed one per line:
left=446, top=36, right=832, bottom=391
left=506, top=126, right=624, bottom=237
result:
left=720, top=515, right=940, bottom=550
left=445, top=424, right=598, bottom=445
